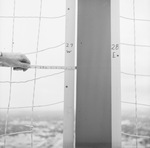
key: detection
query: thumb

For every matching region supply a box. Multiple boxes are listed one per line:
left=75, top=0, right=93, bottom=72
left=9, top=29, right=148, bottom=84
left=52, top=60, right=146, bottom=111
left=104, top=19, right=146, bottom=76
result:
left=20, top=58, right=30, bottom=64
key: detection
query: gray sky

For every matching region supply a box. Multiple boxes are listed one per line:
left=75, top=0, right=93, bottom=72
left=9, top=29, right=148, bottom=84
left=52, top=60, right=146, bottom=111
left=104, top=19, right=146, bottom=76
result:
left=0, top=0, right=150, bottom=112
left=120, top=0, right=150, bottom=110
left=0, top=0, right=66, bottom=111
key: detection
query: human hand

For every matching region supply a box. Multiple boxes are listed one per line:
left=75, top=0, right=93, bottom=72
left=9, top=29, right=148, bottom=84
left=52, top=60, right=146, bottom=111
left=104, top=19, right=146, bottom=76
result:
left=0, top=52, right=31, bottom=71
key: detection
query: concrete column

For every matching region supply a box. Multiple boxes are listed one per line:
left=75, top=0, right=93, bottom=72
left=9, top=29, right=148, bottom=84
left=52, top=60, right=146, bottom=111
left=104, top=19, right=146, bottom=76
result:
left=76, top=0, right=121, bottom=147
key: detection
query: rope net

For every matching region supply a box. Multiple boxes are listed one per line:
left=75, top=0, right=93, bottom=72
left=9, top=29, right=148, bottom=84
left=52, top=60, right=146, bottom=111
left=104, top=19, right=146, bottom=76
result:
left=0, top=0, right=69, bottom=147
left=120, top=0, right=150, bottom=147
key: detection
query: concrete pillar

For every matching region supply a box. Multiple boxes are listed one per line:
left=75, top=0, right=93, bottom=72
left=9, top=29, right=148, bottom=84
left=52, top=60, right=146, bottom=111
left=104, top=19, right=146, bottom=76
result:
left=76, top=0, right=121, bottom=147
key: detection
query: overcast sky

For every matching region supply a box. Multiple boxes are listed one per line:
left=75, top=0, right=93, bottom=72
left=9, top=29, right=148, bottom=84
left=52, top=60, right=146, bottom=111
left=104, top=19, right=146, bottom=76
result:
left=0, top=0, right=150, bottom=112
left=0, top=0, right=66, bottom=111
left=120, top=0, right=150, bottom=113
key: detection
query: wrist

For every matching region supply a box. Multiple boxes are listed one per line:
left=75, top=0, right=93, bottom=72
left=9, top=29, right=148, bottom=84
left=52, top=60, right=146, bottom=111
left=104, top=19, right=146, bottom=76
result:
left=0, top=52, right=3, bottom=57
left=0, top=52, right=9, bottom=61
left=0, top=52, right=4, bottom=61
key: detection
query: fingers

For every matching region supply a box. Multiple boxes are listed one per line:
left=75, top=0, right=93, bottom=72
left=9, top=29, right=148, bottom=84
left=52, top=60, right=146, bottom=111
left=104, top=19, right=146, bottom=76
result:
left=20, top=57, right=30, bottom=64
left=20, top=58, right=31, bottom=71
left=1, top=52, right=31, bottom=71
left=13, top=66, right=29, bottom=71
left=20, top=55, right=31, bottom=64
left=14, top=62, right=30, bottom=71
left=14, top=54, right=31, bottom=71
left=13, top=67, right=24, bottom=71
left=13, top=57, right=31, bottom=71
left=13, top=68, right=28, bottom=71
